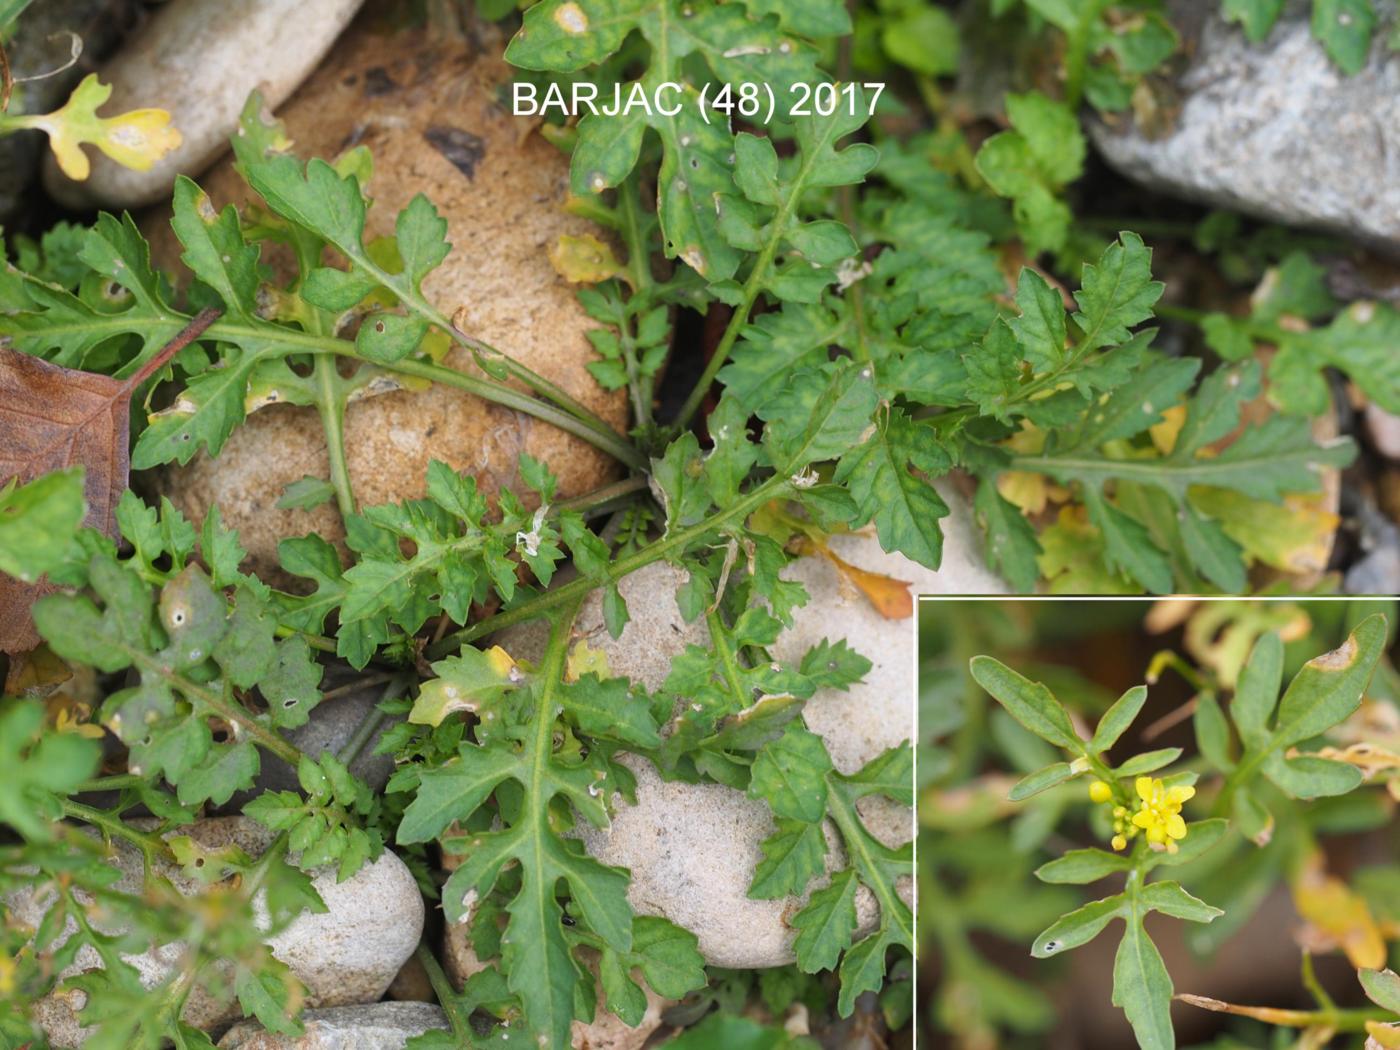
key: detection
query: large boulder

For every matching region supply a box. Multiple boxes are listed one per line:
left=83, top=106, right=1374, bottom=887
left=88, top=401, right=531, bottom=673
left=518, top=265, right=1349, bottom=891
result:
left=1089, top=0, right=1400, bottom=251
left=148, top=15, right=627, bottom=579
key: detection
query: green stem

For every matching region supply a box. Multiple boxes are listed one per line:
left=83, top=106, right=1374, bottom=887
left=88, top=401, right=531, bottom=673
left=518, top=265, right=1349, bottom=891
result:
left=672, top=118, right=837, bottom=430
left=618, top=178, right=656, bottom=427
left=39, top=310, right=647, bottom=472
left=313, top=356, right=357, bottom=521
left=555, top=475, right=649, bottom=518
left=274, top=624, right=337, bottom=654
left=336, top=676, right=409, bottom=767
left=417, top=943, right=476, bottom=1042
left=825, top=776, right=913, bottom=948
left=385, top=355, right=645, bottom=471
left=428, top=474, right=792, bottom=656
left=60, top=798, right=172, bottom=860
left=1063, top=0, right=1109, bottom=109
left=75, top=773, right=144, bottom=793
left=706, top=609, right=751, bottom=709
left=123, top=648, right=304, bottom=767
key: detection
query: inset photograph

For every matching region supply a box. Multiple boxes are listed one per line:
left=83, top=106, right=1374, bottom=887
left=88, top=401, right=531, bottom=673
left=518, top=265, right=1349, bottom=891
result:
left=917, top=598, right=1400, bottom=1050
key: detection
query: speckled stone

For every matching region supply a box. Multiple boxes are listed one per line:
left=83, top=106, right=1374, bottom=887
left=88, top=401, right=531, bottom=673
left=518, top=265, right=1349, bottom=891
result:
left=43, top=0, right=365, bottom=208
left=494, top=501, right=1001, bottom=967
left=1088, top=0, right=1400, bottom=251
left=9, top=817, right=424, bottom=1047
left=218, top=1002, right=449, bottom=1049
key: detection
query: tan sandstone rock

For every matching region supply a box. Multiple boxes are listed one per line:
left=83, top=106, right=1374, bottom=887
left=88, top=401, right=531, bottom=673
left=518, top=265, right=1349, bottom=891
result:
left=148, top=15, right=626, bottom=579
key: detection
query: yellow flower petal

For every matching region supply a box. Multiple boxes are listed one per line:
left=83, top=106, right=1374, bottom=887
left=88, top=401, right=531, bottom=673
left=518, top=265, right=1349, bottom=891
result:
left=1136, top=776, right=1153, bottom=801
left=1166, top=814, right=1187, bottom=839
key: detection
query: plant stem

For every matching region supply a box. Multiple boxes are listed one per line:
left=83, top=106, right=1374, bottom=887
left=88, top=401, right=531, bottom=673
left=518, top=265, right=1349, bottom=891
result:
left=417, top=943, right=476, bottom=1041
left=75, top=310, right=647, bottom=472
left=120, top=307, right=223, bottom=392
left=274, top=624, right=338, bottom=653
left=428, top=473, right=792, bottom=656
left=672, top=116, right=837, bottom=430
left=618, top=177, right=656, bottom=426
left=384, top=355, right=645, bottom=471
left=1063, top=0, right=1110, bottom=110
left=555, top=475, right=649, bottom=518
left=312, top=356, right=357, bottom=521
left=336, top=676, right=410, bottom=768
left=123, top=647, right=304, bottom=766
left=706, top=609, right=752, bottom=709
left=824, top=776, right=913, bottom=948
left=60, top=797, right=172, bottom=860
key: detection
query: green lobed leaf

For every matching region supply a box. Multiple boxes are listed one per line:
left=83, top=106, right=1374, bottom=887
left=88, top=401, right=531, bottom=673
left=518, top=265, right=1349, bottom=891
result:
left=1111, top=910, right=1174, bottom=1050
left=749, top=723, right=834, bottom=823
left=1035, top=849, right=1132, bottom=884
left=969, top=656, right=1083, bottom=752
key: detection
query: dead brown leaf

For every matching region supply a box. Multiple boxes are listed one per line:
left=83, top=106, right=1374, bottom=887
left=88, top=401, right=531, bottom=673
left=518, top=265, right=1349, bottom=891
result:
left=0, top=307, right=221, bottom=652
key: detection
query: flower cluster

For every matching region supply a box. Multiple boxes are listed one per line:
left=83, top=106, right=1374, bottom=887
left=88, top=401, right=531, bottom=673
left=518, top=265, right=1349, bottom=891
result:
left=1090, top=776, right=1195, bottom=853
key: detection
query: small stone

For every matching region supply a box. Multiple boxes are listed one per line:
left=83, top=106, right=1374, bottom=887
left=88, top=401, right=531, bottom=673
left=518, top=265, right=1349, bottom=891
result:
left=218, top=1002, right=449, bottom=1049
left=1366, top=403, right=1400, bottom=460
left=1088, top=0, right=1400, bottom=250
left=43, top=0, right=366, bottom=208
left=10, top=817, right=424, bottom=1047
left=575, top=755, right=864, bottom=969
left=148, top=17, right=627, bottom=582
left=1345, top=497, right=1400, bottom=595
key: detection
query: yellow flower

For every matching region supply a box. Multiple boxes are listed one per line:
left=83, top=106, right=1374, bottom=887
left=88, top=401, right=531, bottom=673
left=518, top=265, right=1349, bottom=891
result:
left=1089, top=779, right=1113, bottom=803
left=1130, top=776, right=1195, bottom=853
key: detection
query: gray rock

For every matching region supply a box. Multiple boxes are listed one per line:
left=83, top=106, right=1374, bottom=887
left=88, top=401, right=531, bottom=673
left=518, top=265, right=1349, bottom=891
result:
left=218, top=1002, right=449, bottom=1049
left=576, top=754, right=870, bottom=969
left=1345, top=498, right=1400, bottom=594
left=43, top=0, right=365, bottom=208
left=0, top=0, right=132, bottom=218
left=255, top=666, right=400, bottom=795
left=1088, top=0, right=1400, bottom=251
left=10, top=817, right=424, bottom=1047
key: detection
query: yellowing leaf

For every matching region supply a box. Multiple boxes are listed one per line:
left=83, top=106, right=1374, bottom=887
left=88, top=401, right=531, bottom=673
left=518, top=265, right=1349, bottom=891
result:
left=1190, top=487, right=1338, bottom=577
left=799, top=536, right=912, bottom=619
left=17, top=74, right=181, bottom=180
left=1149, top=403, right=1187, bottom=454
left=1367, top=1021, right=1400, bottom=1049
left=1038, top=507, right=1138, bottom=595
left=566, top=639, right=610, bottom=682
left=548, top=233, right=621, bottom=284
left=1292, top=852, right=1386, bottom=969
left=409, top=645, right=522, bottom=727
